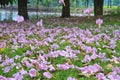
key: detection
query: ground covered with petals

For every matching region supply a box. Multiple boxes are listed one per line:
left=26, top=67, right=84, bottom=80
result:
left=0, top=17, right=120, bottom=80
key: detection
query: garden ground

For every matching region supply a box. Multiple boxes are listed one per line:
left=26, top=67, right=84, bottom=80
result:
left=0, top=16, right=120, bottom=80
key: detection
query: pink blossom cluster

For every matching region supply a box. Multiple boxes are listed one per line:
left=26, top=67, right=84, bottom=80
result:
left=76, top=64, right=103, bottom=76
left=96, top=18, right=103, bottom=26
left=84, top=8, right=92, bottom=14
left=59, top=0, right=65, bottom=5
left=16, top=15, right=24, bottom=23
left=67, top=76, right=76, bottom=80
left=56, top=63, right=75, bottom=70
left=36, top=19, right=43, bottom=27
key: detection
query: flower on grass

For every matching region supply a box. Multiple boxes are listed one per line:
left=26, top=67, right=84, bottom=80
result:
left=56, top=63, right=69, bottom=70
left=107, top=72, right=120, bottom=80
left=56, top=63, right=74, bottom=70
left=20, top=69, right=28, bottom=75
left=84, top=8, right=92, bottom=14
left=25, top=50, right=33, bottom=56
left=112, top=67, right=120, bottom=74
left=38, top=63, right=48, bottom=71
left=0, top=41, right=6, bottom=49
left=91, top=53, right=98, bottom=60
left=43, top=72, right=52, bottom=79
left=93, top=64, right=103, bottom=72
left=16, top=63, right=22, bottom=69
left=67, top=76, right=76, bottom=80
left=29, top=68, right=36, bottom=77
left=7, top=78, right=16, bottom=80
left=13, top=72, right=23, bottom=80
left=2, top=66, right=11, bottom=73
left=48, top=65, right=55, bottom=71
left=77, top=64, right=103, bottom=77
left=96, top=18, right=103, bottom=28
left=50, top=43, right=59, bottom=50
left=0, top=54, right=2, bottom=62
left=0, top=76, right=7, bottom=80
left=82, top=55, right=91, bottom=63
left=84, top=8, right=92, bottom=19
left=96, top=73, right=108, bottom=80
left=111, top=56, right=120, bottom=64
left=21, top=60, right=32, bottom=68
left=2, top=58, right=14, bottom=67
left=36, top=19, right=43, bottom=27
left=17, top=15, right=24, bottom=23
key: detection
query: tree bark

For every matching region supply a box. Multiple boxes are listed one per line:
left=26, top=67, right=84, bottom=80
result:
left=62, top=0, right=70, bottom=18
left=18, top=0, right=29, bottom=20
left=94, top=0, right=104, bottom=17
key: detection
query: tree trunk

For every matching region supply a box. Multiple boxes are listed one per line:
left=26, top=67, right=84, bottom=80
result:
left=76, top=0, right=79, bottom=6
left=94, top=0, right=104, bottom=17
left=18, top=0, right=29, bottom=20
left=108, top=0, right=112, bottom=8
left=85, top=0, right=89, bottom=8
left=62, top=0, right=70, bottom=18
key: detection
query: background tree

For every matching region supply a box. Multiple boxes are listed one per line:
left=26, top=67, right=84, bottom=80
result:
left=108, top=0, right=112, bottom=8
left=62, top=0, right=70, bottom=17
left=94, top=0, right=104, bottom=16
left=113, top=0, right=120, bottom=6
left=76, top=0, right=80, bottom=6
left=85, top=0, right=89, bottom=8
left=18, top=0, right=29, bottom=20
left=0, top=0, right=15, bottom=7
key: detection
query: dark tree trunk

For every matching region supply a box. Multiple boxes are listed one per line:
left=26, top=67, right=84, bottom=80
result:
left=18, top=0, right=29, bottom=20
left=62, top=0, right=70, bottom=18
left=94, top=0, right=104, bottom=16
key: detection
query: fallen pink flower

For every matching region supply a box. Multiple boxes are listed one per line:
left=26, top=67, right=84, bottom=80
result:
left=36, top=19, right=43, bottom=27
left=17, top=15, right=24, bottom=23
left=67, top=76, right=76, bottom=80
left=96, top=18, right=103, bottom=28
left=43, top=72, right=52, bottom=79
left=59, top=0, right=65, bottom=6
left=48, top=65, right=55, bottom=71
left=96, top=73, right=108, bottom=80
left=0, top=54, right=2, bottom=62
left=29, top=68, right=37, bottom=77
left=84, top=8, right=92, bottom=14
left=0, top=76, right=7, bottom=80
left=82, top=55, right=91, bottom=63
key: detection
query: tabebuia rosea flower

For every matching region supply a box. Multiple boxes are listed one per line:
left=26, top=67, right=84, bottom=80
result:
left=36, top=19, right=43, bottom=27
left=59, top=0, right=65, bottom=6
left=96, top=18, right=103, bottom=28
left=84, top=8, right=92, bottom=19
left=43, top=72, right=52, bottom=79
left=29, top=68, right=37, bottom=77
left=17, top=15, right=24, bottom=23
left=67, top=76, right=76, bottom=80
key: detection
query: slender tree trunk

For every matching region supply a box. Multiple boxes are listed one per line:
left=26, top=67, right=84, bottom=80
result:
left=18, top=0, right=29, bottom=20
left=108, top=0, right=112, bottom=8
left=110, top=0, right=112, bottom=8
left=86, top=0, right=89, bottom=8
left=62, top=0, right=70, bottom=18
left=76, top=0, right=79, bottom=6
left=94, top=0, right=104, bottom=17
